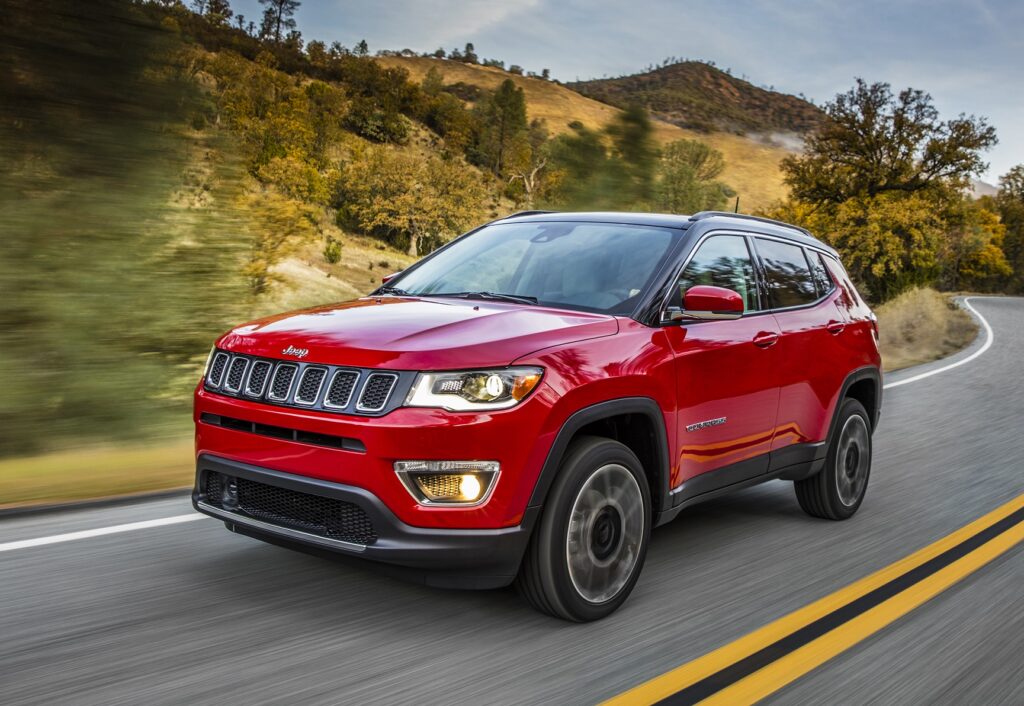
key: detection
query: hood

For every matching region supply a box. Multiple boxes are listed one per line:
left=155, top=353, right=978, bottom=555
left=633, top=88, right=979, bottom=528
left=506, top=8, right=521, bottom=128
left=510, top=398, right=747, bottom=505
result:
left=217, top=297, right=619, bottom=370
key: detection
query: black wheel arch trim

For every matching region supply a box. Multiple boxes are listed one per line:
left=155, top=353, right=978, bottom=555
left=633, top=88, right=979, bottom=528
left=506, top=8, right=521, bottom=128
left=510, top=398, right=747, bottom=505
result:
left=829, top=366, right=882, bottom=445
left=527, top=397, right=671, bottom=520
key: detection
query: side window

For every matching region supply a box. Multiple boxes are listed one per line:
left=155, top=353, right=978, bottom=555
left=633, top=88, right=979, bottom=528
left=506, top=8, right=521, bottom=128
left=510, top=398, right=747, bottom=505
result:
left=755, top=238, right=818, bottom=308
left=677, top=235, right=759, bottom=312
left=807, top=250, right=835, bottom=297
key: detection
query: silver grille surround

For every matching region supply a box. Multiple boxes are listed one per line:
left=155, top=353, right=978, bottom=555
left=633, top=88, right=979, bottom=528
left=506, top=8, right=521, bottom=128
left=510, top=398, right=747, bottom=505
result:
left=293, top=366, right=328, bottom=406
left=356, top=372, right=399, bottom=413
left=323, top=370, right=360, bottom=409
left=244, top=360, right=273, bottom=398
left=203, top=351, right=406, bottom=417
left=223, top=357, right=249, bottom=393
left=207, top=352, right=230, bottom=388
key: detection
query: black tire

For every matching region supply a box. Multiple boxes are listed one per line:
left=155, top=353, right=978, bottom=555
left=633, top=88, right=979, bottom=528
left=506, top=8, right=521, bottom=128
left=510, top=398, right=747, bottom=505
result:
left=515, top=436, right=651, bottom=621
left=795, top=398, right=872, bottom=520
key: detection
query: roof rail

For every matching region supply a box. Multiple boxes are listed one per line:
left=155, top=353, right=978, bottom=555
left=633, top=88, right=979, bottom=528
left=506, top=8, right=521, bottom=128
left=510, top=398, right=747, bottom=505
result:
left=501, top=210, right=559, bottom=219
left=688, top=211, right=812, bottom=237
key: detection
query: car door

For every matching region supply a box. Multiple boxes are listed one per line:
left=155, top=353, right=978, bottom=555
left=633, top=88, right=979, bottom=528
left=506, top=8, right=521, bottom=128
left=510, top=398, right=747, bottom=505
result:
left=752, top=237, right=847, bottom=465
left=663, top=233, right=782, bottom=491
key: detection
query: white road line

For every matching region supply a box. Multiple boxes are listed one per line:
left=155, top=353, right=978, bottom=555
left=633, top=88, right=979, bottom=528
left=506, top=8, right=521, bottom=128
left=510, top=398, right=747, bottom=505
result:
left=0, top=514, right=204, bottom=553
left=883, top=297, right=994, bottom=390
left=1, top=300, right=999, bottom=553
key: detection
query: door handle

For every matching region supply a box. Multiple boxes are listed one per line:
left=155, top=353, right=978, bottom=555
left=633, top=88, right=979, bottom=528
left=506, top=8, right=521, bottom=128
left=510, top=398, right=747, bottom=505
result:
left=753, top=331, right=780, bottom=348
left=826, top=320, right=846, bottom=335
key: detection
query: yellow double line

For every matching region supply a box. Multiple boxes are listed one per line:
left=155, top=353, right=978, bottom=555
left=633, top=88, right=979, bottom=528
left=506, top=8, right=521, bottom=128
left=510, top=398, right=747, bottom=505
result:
left=604, top=493, right=1024, bottom=705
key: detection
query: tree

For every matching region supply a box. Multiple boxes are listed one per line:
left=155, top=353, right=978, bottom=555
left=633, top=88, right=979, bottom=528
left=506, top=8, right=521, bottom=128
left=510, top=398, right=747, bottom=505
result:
left=474, top=79, right=528, bottom=176
left=655, top=139, right=734, bottom=213
left=355, top=39, right=369, bottom=56
left=782, top=79, right=997, bottom=205
left=462, top=42, right=478, bottom=64
left=507, top=119, right=550, bottom=206
left=203, top=0, right=233, bottom=26
left=432, top=47, right=446, bottom=59
left=337, top=147, right=486, bottom=256
left=607, top=104, right=658, bottom=206
left=258, top=0, right=300, bottom=44
left=541, top=68, right=550, bottom=80
left=996, top=165, right=1024, bottom=292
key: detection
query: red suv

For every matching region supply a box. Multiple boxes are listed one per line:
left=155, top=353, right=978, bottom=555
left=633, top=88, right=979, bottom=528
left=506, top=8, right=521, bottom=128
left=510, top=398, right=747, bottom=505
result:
left=193, top=211, right=881, bottom=621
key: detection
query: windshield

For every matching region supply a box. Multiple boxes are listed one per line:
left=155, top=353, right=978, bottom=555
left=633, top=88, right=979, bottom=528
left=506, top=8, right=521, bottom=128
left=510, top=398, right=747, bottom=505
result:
left=390, top=221, right=679, bottom=315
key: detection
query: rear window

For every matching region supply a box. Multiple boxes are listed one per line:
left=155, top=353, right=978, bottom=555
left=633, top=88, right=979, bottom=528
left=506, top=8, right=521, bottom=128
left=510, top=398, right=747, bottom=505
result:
left=755, top=238, right=819, bottom=308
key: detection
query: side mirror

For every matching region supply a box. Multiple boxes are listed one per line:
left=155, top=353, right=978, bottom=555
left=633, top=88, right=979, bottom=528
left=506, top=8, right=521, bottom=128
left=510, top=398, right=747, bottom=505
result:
left=381, top=271, right=402, bottom=284
left=679, top=285, right=744, bottom=321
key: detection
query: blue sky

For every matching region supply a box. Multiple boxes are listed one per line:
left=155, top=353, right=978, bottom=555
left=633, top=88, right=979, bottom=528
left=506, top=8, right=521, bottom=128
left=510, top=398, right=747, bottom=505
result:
left=232, top=0, right=1022, bottom=182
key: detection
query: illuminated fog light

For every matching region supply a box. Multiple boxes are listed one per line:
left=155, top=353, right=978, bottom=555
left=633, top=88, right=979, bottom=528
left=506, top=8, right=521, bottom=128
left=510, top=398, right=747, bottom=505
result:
left=484, top=374, right=504, bottom=398
left=459, top=474, right=482, bottom=501
left=394, top=461, right=499, bottom=506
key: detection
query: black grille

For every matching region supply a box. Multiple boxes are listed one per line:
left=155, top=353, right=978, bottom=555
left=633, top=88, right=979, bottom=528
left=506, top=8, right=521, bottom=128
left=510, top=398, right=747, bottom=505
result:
left=358, top=373, right=397, bottom=412
left=294, top=367, right=327, bottom=405
left=224, top=357, right=248, bottom=391
left=245, top=361, right=272, bottom=397
left=204, top=351, right=405, bottom=416
left=208, top=353, right=229, bottom=387
left=325, top=371, right=359, bottom=408
left=204, top=471, right=377, bottom=545
left=269, top=364, right=297, bottom=400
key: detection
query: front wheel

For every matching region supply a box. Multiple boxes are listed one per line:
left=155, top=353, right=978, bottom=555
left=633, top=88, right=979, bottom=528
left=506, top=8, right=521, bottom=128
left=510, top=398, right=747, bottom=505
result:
left=795, top=398, right=872, bottom=520
left=516, top=436, right=651, bottom=621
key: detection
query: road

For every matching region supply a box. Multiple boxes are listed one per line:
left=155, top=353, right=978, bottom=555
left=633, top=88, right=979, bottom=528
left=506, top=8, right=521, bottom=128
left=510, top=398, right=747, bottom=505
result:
left=2, top=297, right=1022, bottom=705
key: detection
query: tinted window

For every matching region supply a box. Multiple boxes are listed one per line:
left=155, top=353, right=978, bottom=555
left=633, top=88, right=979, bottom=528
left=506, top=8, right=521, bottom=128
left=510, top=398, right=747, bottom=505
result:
left=756, top=238, right=818, bottom=308
left=807, top=251, right=835, bottom=297
left=677, top=235, right=759, bottom=312
left=394, top=222, right=677, bottom=314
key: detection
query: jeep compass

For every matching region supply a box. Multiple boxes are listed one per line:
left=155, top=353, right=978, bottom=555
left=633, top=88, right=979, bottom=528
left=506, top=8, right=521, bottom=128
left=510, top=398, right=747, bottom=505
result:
left=193, top=211, right=881, bottom=621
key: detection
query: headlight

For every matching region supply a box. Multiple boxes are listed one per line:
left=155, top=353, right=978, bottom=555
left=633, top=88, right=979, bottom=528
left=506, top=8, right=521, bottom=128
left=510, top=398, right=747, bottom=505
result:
left=203, top=346, right=216, bottom=377
left=404, top=367, right=543, bottom=411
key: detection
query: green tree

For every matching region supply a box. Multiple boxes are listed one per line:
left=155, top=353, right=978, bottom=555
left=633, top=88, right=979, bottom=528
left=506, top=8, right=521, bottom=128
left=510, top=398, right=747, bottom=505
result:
left=474, top=79, right=528, bottom=176
left=258, top=0, right=300, bottom=44
left=996, top=165, right=1024, bottom=292
left=204, top=0, right=233, bottom=26
left=607, top=104, right=658, bottom=206
left=462, top=42, right=478, bottom=64
left=355, top=39, right=369, bottom=56
left=655, top=139, right=734, bottom=213
left=782, top=79, right=997, bottom=204
left=337, top=147, right=486, bottom=256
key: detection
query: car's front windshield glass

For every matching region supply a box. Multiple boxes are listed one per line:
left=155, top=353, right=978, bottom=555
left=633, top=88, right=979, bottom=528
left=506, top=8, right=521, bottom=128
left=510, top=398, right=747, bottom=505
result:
left=391, top=221, right=678, bottom=315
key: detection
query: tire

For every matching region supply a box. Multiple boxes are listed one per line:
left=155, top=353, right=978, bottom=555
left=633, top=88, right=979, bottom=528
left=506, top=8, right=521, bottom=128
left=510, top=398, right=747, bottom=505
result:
left=516, top=436, right=651, bottom=621
left=795, top=398, right=872, bottom=520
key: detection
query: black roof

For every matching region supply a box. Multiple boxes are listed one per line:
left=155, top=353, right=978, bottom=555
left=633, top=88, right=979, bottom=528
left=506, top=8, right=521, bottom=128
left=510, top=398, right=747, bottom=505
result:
left=495, top=210, right=836, bottom=257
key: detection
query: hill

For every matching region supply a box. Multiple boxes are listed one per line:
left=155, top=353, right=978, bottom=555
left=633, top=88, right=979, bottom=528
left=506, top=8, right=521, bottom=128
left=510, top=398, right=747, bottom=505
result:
left=376, top=56, right=794, bottom=210
left=569, top=61, right=825, bottom=135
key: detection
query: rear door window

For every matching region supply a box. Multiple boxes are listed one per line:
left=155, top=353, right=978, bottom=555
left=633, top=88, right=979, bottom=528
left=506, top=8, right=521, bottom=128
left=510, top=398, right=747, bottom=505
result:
left=755, top=238, right=819, bottom=308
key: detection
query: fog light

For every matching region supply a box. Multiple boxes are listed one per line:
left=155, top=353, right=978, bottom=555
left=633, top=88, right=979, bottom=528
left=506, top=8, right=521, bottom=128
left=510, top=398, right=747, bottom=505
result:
left=221, top=476, right=239, bottom=510
left=394, top=461, right=499, bottom=506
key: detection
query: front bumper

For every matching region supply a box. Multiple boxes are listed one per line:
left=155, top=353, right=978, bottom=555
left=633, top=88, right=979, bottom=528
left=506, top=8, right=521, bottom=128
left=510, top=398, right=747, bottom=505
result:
left=193, top=454, right=537, bottom=588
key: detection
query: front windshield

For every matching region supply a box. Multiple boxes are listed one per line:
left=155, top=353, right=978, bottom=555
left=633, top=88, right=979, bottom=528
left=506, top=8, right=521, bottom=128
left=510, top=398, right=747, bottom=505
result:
left=391, top=221, right=678, bottom=314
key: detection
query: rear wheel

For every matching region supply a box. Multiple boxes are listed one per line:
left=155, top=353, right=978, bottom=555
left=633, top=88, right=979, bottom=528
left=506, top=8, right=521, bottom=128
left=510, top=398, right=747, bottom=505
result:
left=516, top=436, right=651, bottom=621
left=795, top=398, right=872, bottom=520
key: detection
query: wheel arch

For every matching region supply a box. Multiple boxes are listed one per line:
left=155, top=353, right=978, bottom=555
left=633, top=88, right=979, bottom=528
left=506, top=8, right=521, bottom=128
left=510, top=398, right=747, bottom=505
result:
left=829, top=366, right=882, bottom=444
left=527, top=397, right=671, bottom=521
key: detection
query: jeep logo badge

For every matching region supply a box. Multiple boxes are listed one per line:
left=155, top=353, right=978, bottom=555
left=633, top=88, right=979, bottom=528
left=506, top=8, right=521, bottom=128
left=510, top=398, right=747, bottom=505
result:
left=282, top=345, right=309, bottom=359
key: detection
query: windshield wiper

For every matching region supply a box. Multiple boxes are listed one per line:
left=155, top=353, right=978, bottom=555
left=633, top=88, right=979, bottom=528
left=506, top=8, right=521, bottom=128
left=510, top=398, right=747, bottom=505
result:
left=376, top=285, right=410, bottom=296
left=435, top=291, right=539, bottom=306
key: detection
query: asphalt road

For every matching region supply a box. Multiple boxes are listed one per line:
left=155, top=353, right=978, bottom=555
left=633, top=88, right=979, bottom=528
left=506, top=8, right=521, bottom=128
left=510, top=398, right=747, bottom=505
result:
left=2, top=297, right=1022, bottom=705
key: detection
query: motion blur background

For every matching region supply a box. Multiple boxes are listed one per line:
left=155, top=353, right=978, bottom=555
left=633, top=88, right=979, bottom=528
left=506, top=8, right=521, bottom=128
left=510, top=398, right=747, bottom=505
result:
left=1, top=0, right=1021, bottom=509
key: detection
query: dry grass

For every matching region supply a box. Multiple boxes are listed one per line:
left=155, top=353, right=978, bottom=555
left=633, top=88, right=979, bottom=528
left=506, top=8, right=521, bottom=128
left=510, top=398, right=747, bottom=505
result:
left=376, top=56, right=791, bottom=210
left=0, top=439, right=194, bottom=510
left=876, top=288, right=977, bottom=372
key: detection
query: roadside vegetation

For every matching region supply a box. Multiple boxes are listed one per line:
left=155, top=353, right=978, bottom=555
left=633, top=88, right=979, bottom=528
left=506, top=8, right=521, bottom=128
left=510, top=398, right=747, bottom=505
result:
left=875, top=289, right=977, bottom=372
left=1, top=0, right=1022, bottom=507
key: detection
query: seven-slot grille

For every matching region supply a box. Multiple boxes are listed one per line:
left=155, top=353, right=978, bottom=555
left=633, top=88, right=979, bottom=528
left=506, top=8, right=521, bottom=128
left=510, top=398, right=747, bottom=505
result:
left=203, top=471, right=377, bottom=545
left=205, top=351, right=401, bottom=416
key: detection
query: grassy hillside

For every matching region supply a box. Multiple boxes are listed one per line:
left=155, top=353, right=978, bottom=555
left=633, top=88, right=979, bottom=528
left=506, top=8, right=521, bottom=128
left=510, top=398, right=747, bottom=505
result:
left=377, top=56, right=792, bottom=210
left=569, top=61, right=824, bottom=135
